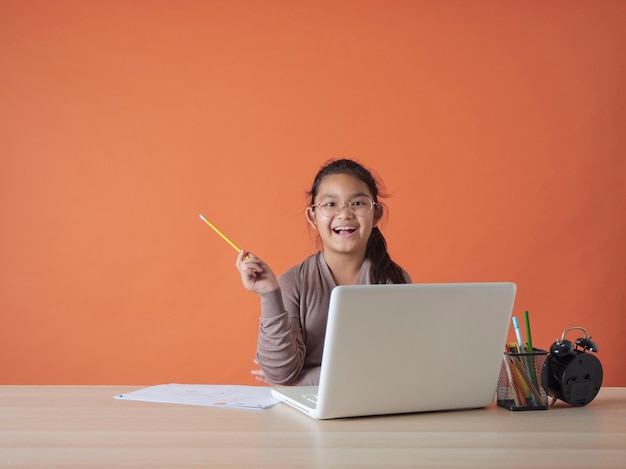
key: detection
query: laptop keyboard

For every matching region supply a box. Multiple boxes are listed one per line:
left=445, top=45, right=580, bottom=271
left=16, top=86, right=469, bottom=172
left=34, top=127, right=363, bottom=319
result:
left=302, top=393, right=318, bottom=404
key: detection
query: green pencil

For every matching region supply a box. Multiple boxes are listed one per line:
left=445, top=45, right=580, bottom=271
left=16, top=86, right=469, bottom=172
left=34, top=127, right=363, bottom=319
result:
left=524, top=310, right=538, bottom=387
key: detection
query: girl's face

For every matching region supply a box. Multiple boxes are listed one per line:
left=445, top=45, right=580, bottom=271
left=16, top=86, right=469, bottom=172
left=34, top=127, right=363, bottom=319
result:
left=306, top=173, right=379, bottom=257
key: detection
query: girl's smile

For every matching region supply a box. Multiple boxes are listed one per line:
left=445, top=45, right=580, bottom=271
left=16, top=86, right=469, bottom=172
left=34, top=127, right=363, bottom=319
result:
left=332, top=226, right=358, bottom=237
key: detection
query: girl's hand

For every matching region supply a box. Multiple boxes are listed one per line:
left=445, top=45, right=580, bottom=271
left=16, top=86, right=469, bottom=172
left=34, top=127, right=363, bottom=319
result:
left=251, top=359, right=272, bottom=385
left=236, top=250, right=279, bottom=295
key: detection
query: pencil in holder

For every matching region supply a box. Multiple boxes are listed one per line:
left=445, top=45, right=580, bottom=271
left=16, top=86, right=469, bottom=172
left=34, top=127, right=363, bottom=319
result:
left=497, top=349, right=549, bottom=411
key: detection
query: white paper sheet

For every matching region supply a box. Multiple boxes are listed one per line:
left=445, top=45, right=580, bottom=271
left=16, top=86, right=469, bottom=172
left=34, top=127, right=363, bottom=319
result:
left=114, top=384, right=280, bottom=409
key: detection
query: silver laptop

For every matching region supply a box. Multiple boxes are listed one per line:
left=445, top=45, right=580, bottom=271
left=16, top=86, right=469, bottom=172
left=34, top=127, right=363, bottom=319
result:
left=271, top=282, right=516, bottom=419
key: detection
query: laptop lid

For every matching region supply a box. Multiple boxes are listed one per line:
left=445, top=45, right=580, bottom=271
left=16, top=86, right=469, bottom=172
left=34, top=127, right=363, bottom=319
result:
left=271, top=282, right=516, bottom=419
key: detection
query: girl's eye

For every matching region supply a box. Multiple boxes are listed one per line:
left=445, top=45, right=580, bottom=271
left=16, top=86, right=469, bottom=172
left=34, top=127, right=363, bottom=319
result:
left=351, top=197, right=371, bottom=207
left=323, top=201, right=337, bottom=207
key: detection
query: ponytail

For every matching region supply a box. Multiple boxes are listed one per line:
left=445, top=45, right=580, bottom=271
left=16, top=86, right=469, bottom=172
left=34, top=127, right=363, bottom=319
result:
left=366, top=227, right=407, bottom=284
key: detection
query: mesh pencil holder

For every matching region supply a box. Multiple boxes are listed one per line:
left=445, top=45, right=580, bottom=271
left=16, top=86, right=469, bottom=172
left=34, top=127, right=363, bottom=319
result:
left=497, top=349, right=549, bottom=411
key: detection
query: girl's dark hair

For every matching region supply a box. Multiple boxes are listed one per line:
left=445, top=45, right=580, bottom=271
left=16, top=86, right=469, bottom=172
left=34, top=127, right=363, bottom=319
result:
left=307, top=159, right=407, bottom=284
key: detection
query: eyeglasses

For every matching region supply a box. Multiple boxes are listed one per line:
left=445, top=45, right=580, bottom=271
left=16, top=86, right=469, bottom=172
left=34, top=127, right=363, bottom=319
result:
left=311, top=196, right=377, bottom=218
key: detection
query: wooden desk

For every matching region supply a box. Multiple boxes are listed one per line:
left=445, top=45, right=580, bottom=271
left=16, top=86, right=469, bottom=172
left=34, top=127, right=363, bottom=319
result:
left=1, top=386, right=625, bottom=467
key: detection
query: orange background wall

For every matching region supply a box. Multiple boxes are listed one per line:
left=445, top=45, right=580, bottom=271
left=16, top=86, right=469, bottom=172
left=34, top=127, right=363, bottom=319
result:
left=1, top=1, right=624, bottom=386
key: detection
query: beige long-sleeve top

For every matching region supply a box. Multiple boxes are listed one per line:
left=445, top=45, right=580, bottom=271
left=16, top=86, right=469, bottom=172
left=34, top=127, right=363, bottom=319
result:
left=256, top=251, right=411, bottom=386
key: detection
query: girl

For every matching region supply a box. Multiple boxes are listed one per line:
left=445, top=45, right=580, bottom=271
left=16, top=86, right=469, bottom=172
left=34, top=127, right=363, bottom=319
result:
left=236, top=159, right=411, bottom=385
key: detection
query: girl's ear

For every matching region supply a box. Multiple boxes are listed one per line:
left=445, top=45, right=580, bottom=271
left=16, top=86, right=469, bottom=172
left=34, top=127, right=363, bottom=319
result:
left=305, top=207, right=318, bottom=229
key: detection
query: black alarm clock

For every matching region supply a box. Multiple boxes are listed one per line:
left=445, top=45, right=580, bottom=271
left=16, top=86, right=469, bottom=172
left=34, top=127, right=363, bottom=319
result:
left=542, top=326, right=603, bottom=407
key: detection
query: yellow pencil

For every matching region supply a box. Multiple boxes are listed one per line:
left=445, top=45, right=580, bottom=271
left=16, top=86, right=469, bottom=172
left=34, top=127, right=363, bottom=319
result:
left=199, top=214, right=242, bottom=253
